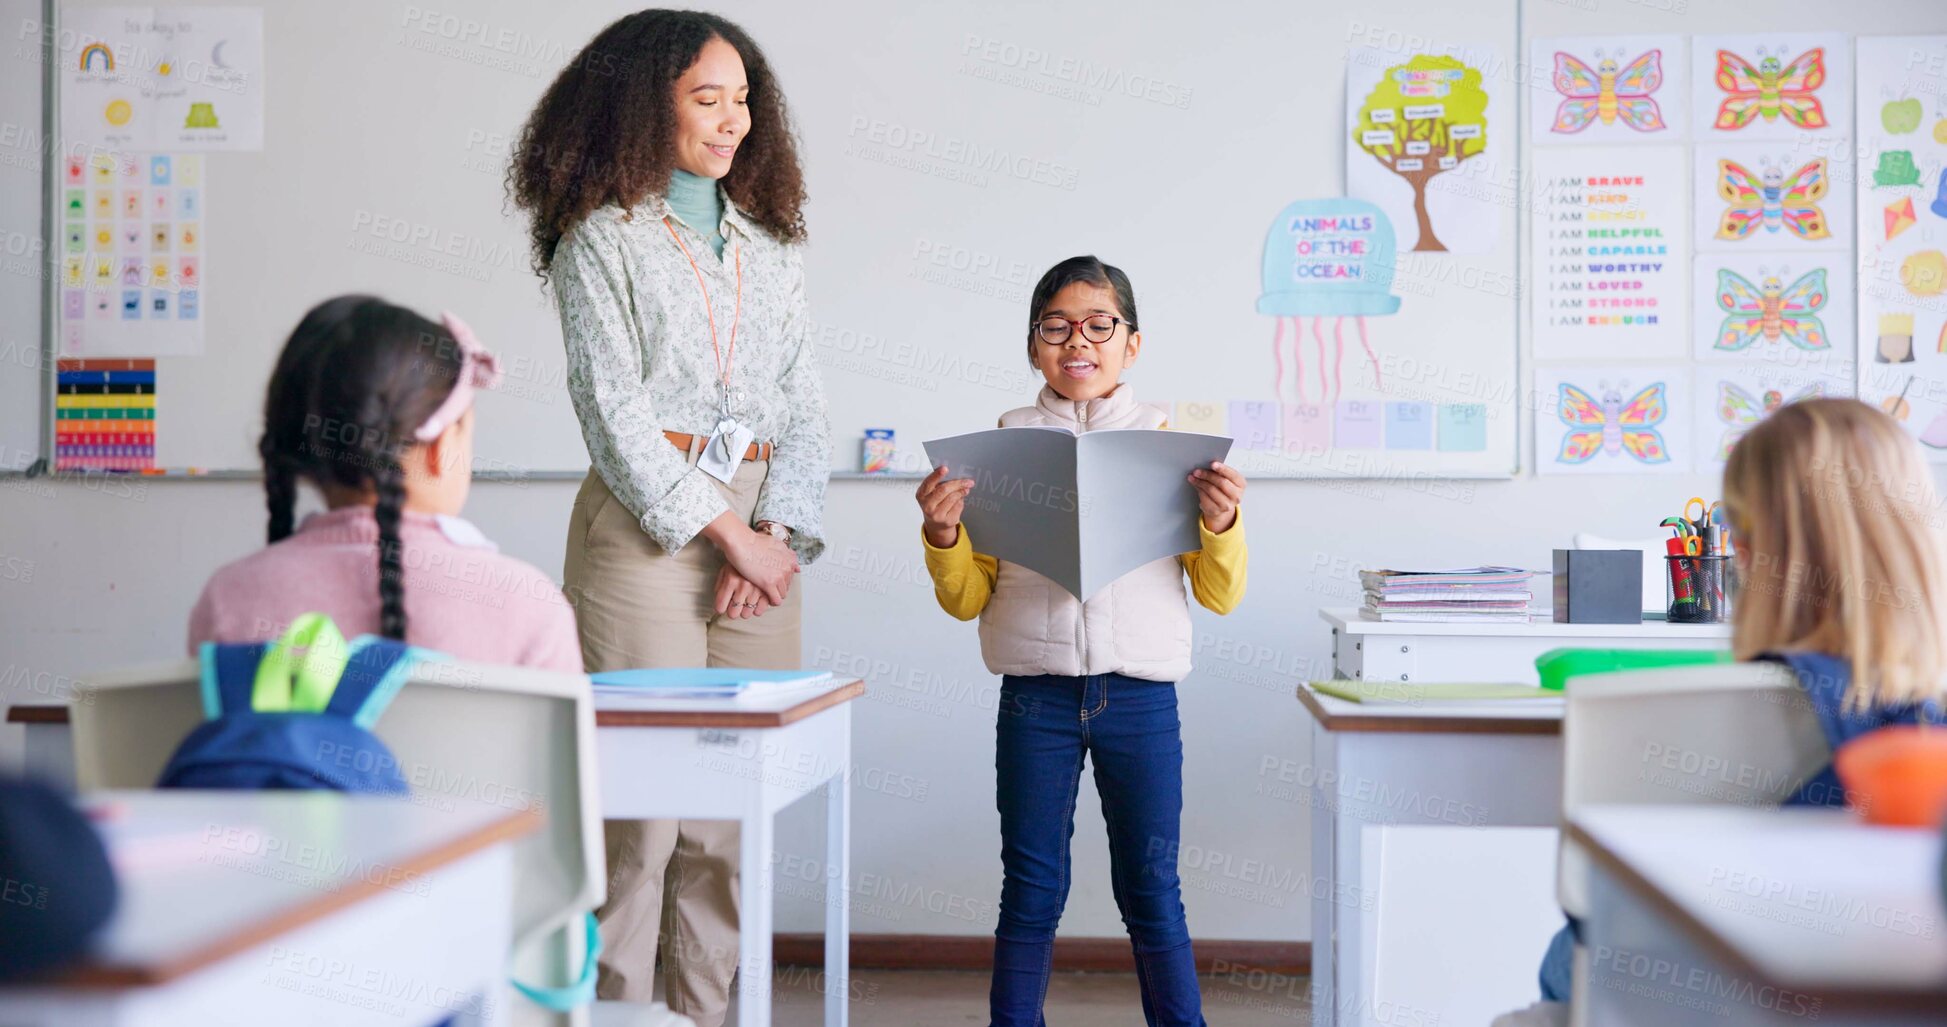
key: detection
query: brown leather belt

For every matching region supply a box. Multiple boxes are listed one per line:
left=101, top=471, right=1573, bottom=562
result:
left=664, top=430, right=773, bottom=462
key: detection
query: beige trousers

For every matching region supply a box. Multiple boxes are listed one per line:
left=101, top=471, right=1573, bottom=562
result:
left=564, top=452, right=802, bottom=1027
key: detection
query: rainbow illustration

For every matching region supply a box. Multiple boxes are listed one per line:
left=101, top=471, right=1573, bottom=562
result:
left=79, top=42, right=113, bottom=71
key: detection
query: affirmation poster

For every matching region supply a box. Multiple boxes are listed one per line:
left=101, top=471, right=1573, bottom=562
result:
left=1690, top=33, right=1851, bottom=144
left=1535, top=364, right=1692, bottom=475
left=1531, top=146, right=1687, bottom=360
left=1530, top=35, right=1687, bottom=145
left=59, top=6, right=264, bottom=151
left=58, top=151, right=205, bottom=358
left=1693, top=140, right=1851, bottom=254
left=1856, top=36, right=1947, bottom=458
left=1691, top=250, right=1854, bottom=380
left=1345, top=46, right=1501, bottom=254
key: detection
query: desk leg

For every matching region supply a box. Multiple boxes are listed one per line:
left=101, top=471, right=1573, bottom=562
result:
left=824, top=709, right=851, bottom=1025
left=739, top=811, right=775, bottom=1027
left=22, top=723, right=74, bottom=791
left=1309, top=720, right=1338, bottom=1027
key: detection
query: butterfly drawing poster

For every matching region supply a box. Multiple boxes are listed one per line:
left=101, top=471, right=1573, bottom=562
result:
left=1693, top=142, right=1852, bottom=254
left=1690, top=251, right=1855, bottom=366
left=1529, top=35, right=1687, bottom=145
left=1691, top=365, right=1836, bottom=468
left=1536, top=364, right=1693, bottom=475
left=1691, top=33, right=1851, bottom=141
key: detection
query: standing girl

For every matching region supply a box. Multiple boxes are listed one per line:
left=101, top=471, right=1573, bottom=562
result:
left=511, top=11, right=829, bottom=1025
left=189, top=294, right=581, bottom=671
left=913, top=255, right=1248, bottom=1026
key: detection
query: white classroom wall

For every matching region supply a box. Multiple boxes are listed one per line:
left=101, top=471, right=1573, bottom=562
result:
left=6, top=0, right=1947, bottom=948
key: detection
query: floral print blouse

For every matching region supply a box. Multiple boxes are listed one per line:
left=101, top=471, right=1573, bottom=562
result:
left=552, top=190, right=830, bottom=562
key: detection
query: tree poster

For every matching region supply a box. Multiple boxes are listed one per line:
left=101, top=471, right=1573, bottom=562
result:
left=1345, top=48, right=1501, bottom=255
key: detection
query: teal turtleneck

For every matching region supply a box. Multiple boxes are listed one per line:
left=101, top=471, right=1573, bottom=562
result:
left=666, top=169, right=725, bottom=258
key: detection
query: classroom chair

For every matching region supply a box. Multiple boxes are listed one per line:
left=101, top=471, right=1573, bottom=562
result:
left=69, top=656, right=694, bottom=1027
left=1555, top=661, right=1829, bottom=1026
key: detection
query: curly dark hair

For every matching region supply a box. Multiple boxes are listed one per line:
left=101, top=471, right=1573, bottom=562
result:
left=508, top=9, right=806, bottom=277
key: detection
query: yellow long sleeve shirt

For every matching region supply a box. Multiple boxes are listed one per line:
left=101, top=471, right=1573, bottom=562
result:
left=920, top=510, right=1249, bottom=621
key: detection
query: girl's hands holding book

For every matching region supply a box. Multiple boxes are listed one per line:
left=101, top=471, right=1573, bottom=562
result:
left=917, top=465, right=975, bottom=548
left=1190, top=461, right=1245, bottom=534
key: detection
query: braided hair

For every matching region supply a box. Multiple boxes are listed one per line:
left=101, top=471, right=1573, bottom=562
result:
left=258, top=296, right=465, bottom=641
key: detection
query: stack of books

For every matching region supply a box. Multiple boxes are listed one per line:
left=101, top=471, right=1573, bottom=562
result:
left=590, top=668, right=835, bottom=703
left=1359, top=566, right=1538, bottom=623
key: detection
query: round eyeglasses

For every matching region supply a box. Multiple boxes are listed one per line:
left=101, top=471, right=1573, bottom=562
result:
left=1033, top=315, right=1129, bottom=346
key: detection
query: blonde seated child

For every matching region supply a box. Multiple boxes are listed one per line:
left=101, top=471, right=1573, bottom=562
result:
left=1504, top=397, right=1947, bottom=1025
left=913, top=255, right=1247, bottom=1027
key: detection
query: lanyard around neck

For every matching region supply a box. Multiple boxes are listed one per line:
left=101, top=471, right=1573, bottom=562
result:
left=662, top=218, right=742, bottom=402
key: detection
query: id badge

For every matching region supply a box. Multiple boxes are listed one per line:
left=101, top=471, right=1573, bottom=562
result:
left=698, top=417, right=755, bottom=484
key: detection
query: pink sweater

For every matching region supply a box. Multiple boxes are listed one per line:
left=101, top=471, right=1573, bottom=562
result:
left=188, top=507, right=584, bottom=673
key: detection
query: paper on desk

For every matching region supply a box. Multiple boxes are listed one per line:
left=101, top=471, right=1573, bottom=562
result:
left=923, top=427, right=1233, bottom=600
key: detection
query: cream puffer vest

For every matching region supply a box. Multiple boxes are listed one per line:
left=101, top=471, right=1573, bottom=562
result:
left=977, top=385, right=1194, bottom=682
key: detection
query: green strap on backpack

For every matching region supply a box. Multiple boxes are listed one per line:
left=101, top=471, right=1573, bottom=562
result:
left=248, top=613, right=351, bottom=713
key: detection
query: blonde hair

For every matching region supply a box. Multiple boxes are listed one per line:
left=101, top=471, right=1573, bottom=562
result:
left=1722, top=398, right=1947, bottom=709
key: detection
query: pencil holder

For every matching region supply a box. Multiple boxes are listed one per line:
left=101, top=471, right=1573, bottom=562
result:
left=1666, top=555, right=1733, bottom=624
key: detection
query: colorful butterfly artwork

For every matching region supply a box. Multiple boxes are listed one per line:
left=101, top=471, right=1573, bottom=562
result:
left=1713, top=267, right=1829, bottom=350
left=1551, top=49, right=1666, bottom=133
left=1715, top=158, right=1829, bottom=240
left=1716, top=381, right=1822, bottom=460
left=1714, top=47, right=1828, bottom=130
left=1558, top=382, right=1670, bottom=464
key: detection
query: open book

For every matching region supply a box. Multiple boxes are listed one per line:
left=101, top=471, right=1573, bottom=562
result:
left=922, top=426, right=1233, bottom=601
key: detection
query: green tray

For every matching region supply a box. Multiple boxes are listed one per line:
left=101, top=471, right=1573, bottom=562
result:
left=1534, top=647, right=1733, bottom=691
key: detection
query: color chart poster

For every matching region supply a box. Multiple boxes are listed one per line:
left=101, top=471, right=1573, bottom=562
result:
left=1856, top=36, right=1947, bottom=459
left=1531, top=146, right=1687, bottom=360
left=59, top=6, right=265, bottom=151
left=1529, top=35, right=1687, bottom=146
left=58, top=151, right=206, bottom=358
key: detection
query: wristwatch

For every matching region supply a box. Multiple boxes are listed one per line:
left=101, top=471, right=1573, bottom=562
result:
left=755, top=520, right=790, bottom=543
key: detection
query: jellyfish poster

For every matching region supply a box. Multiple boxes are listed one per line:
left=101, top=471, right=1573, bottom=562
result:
left=1529, top=35, right=1688, bottom=145
left=1257, top=198, right=1400, bottom=408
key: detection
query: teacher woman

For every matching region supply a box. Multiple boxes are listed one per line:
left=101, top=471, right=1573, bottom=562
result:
left=511, top=11, right=829, bottom=1025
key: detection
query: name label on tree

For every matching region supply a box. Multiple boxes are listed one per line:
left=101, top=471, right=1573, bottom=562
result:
left=1404, top=104, right=1446, bottom=120
left=1396, top=159, right=1424, bottom=171
left=1361, top=129, right=1396, bottom=146
left=1451, top=124, right=1483, bottom=140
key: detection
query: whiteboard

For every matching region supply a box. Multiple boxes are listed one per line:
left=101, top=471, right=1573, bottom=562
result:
left=38, top=0, right=1519, bottom=476
left=1, top=0, right=46, bottom=472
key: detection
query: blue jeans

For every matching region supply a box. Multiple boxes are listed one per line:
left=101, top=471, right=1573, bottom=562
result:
left=991, top=674, right=1205, bottom=1027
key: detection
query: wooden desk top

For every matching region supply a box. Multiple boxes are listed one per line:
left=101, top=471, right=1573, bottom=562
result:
left=594, top=678, right=865, bottom=729
left=10, top=678, right=867, bottom=731
left=28, top=791, right=537, bottom=990
left=1295, top=682, right=1562, bottom=735
left=1568, top=806, right=1947, bottom=1012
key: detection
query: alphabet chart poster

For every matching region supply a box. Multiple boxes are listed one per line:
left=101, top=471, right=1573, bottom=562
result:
left=1531, top=146, right=1688, bottom=360
left=1856, top=36, right=1947, bottom=459
left=1529, top=35, right=1687, bottom=146
left=58, top=151, right=206, bottom=358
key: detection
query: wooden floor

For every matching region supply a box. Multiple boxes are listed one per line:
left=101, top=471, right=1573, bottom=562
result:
left=725, top=968, right=1313, bottom=1024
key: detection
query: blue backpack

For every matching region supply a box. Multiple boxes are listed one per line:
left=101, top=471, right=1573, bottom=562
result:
left=159, top=614, right=427, bottom=793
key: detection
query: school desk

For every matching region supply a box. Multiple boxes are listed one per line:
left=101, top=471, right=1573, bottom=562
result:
left=0, top=790, right=536, bottom=1027
left=1320, top=607, right=1732, bottom=684
left=10, top=678, right=865, bottom=1027
left=1570, top=805, right=1947, bottom=1026
left=1296, top=681, right=1564, bottom=1026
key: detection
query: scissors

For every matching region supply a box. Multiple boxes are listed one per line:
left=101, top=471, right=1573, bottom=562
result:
left=1683, top=497, right=1709, bottom=534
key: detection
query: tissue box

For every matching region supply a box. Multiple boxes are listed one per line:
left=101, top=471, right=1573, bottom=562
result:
left=1552, top=549, right=1643, bottom=624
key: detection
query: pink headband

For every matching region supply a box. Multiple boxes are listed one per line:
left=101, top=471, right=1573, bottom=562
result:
left=414, top=312, right=504, bottom=442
